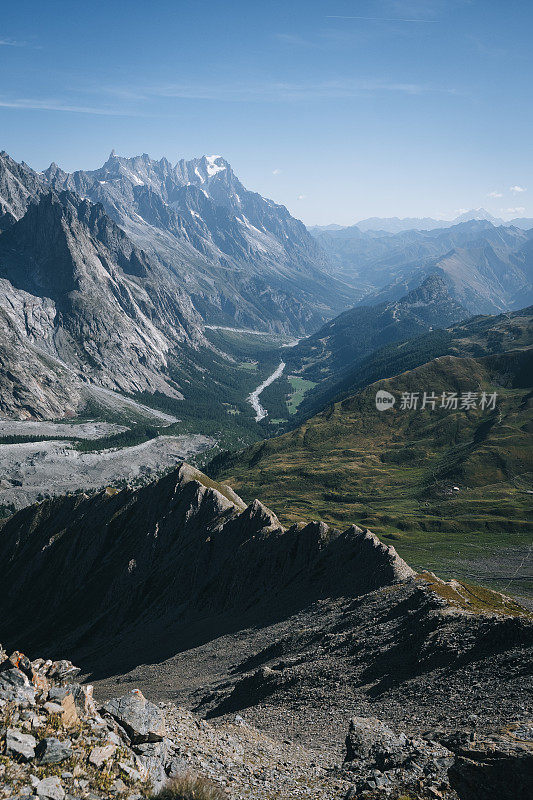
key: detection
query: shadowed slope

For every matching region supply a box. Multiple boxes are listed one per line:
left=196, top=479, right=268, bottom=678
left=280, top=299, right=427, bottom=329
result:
left=0, top=463, right=413, bottom=669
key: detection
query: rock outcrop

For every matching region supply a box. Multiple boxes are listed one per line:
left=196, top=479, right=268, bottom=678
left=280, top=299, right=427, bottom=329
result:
left=447, top=724, right=533, bottom=800
left=0, top=463, right=414, bottom=662
left=343, top=716, right=454, bottom=796
left=0, top=644, right=186, bottom=798
left=0, top=190, right=208, bottom=417
left=342, top=716, right=533, bottom=799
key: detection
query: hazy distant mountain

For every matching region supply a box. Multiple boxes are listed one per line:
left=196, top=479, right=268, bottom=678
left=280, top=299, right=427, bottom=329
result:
left=351, top=216, right=454, bottom=233
left=360, top=222, right=533, bottom=314
left=509, top=217, right=533, bottom=230
left=312, top=208, right=532, bottom=235
left=311, top=219, right=533, bottom=314
left=38, top=151, right=356, bottom=334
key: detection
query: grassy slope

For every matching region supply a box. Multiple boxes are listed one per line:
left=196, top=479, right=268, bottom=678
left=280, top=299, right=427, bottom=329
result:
left=292, top=307, right=533, bottom=421
left=211, top=348, right=533, bottom=598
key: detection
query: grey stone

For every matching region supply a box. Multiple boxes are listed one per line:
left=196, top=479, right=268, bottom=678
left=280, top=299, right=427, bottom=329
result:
left=0, top=667, right=35, bottom=705
left=103, top=690, right=165, bottom=744
left=36, top=737, right=73, bottom=765
left=36, top=776, right=65, bottom=800
left=117, top=762, right=142, bottom=782
left=88, top=744, right=116, bottom=768
left=344, top=716, right=407, bottom=765
left=5, top=728, right=36, bottom=761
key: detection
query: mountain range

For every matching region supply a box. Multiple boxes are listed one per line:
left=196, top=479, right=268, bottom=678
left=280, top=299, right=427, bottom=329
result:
left=0, top=150, right=357, bottom=335
left=0, top=148, right=532, bottom=800
left=311, top=218, right=533, bottom=314
left=1, top=149, right=532, bottom=423
left=312, top=208, right=533, bottom=234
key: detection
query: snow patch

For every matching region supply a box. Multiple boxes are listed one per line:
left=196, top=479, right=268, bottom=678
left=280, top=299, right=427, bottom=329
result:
left=205, top=155, right=226, bottom=177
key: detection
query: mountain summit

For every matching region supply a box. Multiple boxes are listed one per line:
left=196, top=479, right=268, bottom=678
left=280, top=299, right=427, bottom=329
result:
left=39, top=150, right=356, bottom=333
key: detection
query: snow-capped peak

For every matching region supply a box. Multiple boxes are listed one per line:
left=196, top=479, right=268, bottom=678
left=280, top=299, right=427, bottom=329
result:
left=205, top=154, right=226, bottom=177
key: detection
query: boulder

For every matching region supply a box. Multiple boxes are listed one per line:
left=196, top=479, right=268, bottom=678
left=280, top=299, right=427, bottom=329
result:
left=44, top=691, right=79, bottom=727
left=344, top=716, right=408, bottom=767
left=448, top=728, right=533, bottom=800
left=35, top=736, right=73, bottom=765
left=5, top=728, right=36, bottom=761
left=45, top=660, right=81, bottom=684
left=35, top=776, right=65, bottom=800
left=103, top=689, right=165, bottom=744
left=89, top=743, right=116, bottom=768
left=133, top=740, right=170, bottom=792
left=343, top=716, right=454, bottom=795
left=0, top=666, right=35, bottom=705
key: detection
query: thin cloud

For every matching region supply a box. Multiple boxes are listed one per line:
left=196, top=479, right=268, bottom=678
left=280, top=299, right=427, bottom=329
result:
left=0, top=38, right=28, bottom=47
left=272, top=168, right=282, bottom=175
left=326, top=15, right=440, bottom=22
left=110, top=78, right=448, bottom=104
left=297, top=194, right=306, bottom=200
left=487, top=191, right=503, bottom=198
left=510, top=185, right=526, bottom=193
left=0, top=97, right=148, bottom=116
left=501, top=207, right=526, bottom=215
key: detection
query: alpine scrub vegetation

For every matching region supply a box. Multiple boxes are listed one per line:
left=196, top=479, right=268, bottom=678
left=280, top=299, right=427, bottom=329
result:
left=152, top=774, right=227, bottom=800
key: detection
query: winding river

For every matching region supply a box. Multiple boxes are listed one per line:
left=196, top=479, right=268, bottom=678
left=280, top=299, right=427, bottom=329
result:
left=248, top=361, right=286, bottom=421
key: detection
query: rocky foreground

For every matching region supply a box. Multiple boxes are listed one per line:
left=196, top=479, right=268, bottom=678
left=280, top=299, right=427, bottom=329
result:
left=1, top=645, right=532, bottom=800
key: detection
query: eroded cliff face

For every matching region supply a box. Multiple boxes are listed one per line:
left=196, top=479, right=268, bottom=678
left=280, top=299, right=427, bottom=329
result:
left=0, top=191, right=208, bottom=418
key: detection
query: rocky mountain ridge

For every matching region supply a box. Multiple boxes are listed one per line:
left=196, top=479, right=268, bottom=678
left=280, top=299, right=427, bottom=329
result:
left=0, top=463, right=414, bottom=663
left=0, top=152, right=48, bottom=232
left=0, top=465, right=531, bottom=799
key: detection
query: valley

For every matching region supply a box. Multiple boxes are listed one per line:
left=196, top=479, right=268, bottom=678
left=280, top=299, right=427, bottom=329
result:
left=0, top=147, right=531, bottom=800
left=210, top=318, right=533, bottom=604
left=2, top=1, right=533, bottom=797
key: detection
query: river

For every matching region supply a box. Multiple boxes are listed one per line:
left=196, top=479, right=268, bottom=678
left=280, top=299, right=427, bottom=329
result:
left=247, top=361, right=286, bottom=421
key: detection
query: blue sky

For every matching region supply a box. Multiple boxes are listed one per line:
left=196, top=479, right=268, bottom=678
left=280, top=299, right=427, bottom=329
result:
left=1, top=0, right=531, bottom=224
